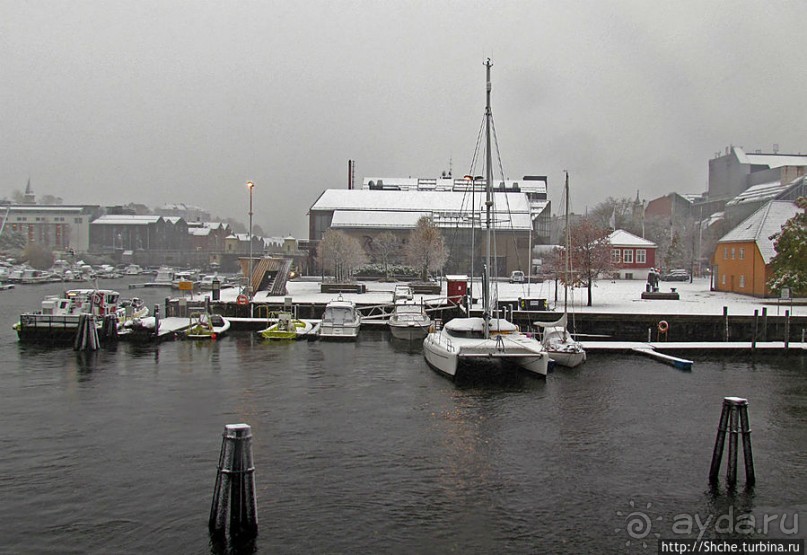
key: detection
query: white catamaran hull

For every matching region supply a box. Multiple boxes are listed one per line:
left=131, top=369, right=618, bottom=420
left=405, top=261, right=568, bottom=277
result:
left=423, top=330, right=549, bottom=378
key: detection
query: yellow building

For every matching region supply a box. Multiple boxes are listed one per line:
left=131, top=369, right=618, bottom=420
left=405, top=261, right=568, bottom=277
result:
left=711, top=200, right=799, bottom=297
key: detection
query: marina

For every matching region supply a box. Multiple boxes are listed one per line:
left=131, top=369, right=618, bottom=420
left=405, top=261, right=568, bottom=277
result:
left=0, top=280, right=804, bottom=553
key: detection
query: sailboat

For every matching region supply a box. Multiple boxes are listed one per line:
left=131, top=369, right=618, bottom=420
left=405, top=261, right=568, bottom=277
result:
left=535, top=172, right=586, bottom=368
left=422, top=59, right=549, bottom=379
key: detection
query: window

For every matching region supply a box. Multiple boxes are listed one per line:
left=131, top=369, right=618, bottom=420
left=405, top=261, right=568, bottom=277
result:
left=722, top=274, right=726, bottom=285
left=612, top=249, right=621, bottom=263
left=723, top=247, right=728, bottom=260
left=730, top=248, right=735, bottom=259
left=739, top=247, right=745, bottom=260
left=636, top=249, right=646, bottom=264
left=739, top=275, right=745, bottom=288
left=622, top=249, right=633, bottom=264
left=74, top=218, right=83, bottom=224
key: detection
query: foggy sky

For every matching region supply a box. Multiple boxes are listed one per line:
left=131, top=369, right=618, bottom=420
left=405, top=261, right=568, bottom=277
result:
left=3, top=1, right=807, bottom=238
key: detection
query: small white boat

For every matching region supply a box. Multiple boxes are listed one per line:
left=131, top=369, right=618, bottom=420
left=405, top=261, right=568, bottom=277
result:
left=318, top=296, right=361, bottom=340
left=257, top=312, right=314, bottom=340
left=145, top=267, right=176, bottom=287
left=534, top=313, right=586, bottom=368
left=185, top=312, right=230, bottom=339
left=388, top=300, right=431, bottom=341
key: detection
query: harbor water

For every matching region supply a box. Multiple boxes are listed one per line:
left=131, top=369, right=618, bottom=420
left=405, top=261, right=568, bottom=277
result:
left=0, top=280, right=805, bottom=554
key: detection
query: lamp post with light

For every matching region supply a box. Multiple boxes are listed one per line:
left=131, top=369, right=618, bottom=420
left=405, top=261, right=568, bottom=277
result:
left=247, top=181, right=254, bottom=301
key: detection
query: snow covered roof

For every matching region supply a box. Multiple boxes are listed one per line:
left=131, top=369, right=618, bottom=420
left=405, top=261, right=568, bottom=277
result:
left=331, top=210, right=427, bottom=229
left=92, top=215, right=161, bottom=225
left=608, top=229, right=657, bottom=248
left=725, top=181, right=788, bottom=207
left=362, top=176, right=547, bottom=195
left=718, top=200, right=800, bottom=263
left=312, top=189, right=533, bottom=230
left=188, top=227, right=211, bottom=237
left=5, top=205, right=85, bottom=213
left=734, top=147, right=807, bottom=168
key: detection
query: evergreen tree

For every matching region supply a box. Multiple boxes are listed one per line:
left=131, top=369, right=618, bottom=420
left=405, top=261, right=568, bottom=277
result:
left=767, top=197, right=807, bottom=295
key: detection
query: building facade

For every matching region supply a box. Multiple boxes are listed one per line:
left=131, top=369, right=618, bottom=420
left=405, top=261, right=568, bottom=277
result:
left=0, top=204, right=101, bottom=253
left=711, top=200, right=800, bottom=297
left=608, top=229, right=657, bottom=280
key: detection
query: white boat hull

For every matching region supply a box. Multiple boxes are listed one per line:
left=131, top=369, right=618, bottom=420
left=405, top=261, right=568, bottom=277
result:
left=548, top=349, right=587, bottom=368
left=389, top=322, right=430, bottom=341
left=423, top=329, right=548, bottom=378
left=318, top=322, right=360, bottom=340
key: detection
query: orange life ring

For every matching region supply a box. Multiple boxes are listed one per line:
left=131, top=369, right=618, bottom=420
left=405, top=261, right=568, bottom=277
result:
left=236, top=294, right=249, bottom=306
left=657, top=320, right=669, bottom=333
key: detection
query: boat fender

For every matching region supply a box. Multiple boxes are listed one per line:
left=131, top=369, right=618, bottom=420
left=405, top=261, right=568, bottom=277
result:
left=657, top=320, right=669, bottom=333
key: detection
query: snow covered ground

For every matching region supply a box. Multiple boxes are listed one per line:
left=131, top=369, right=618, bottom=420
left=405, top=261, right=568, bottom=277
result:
left=203, top=277, right=806, bottom=318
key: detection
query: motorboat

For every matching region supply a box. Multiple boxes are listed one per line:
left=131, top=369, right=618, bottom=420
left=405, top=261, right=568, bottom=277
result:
left=184, top=312, right=230, bottom=339
left=422, top=59, right=548, bottom=379
left=145, top=266, right=176, bottom=287
left=14, top=288, right=132, bottom=343
left=257, top=312, right=314, bottom=340
left=318, top=296, right=361, bottom=340
left=388, top=300, right=431, bottom=341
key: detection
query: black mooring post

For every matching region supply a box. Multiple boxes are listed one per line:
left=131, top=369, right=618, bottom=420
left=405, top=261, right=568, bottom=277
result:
left=209, top=423, right=258, bottom=539
left=153, top=304, right=160, bottom=341
left=752, top=309, right=758, bottom=351
left=761, top=307, right=768, bottom=341
left=709, top=401, right=731, bottom=483
left=785, top=310, right=791, bottom=350
left=738, top=402, right=755, bottom=486
left=726, top=402, right=739, bottom=487
left=710, top=397, right=755, bottom=488
left=723, top=306, right=729, bottom=342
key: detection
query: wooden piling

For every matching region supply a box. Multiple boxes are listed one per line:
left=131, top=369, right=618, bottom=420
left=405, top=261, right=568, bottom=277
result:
left=709, top=397, right=755, bottom=487
left=752, top=309, right=758, bottom=351
left=153, top=305, right=160, bottom=342
left=209, top=423, right=258, bottom=539
left=73, top=314, right=100, bottom=351
left=785, top=310, right=790, bottom=350
left=723, top=306, right=729, bottom=342
left=761, top=307, right=768, bottom=341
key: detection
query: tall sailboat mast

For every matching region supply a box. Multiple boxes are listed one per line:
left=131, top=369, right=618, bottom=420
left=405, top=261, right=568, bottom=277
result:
left=483, top=58, right=494, bottom=337
left=564, top=171, right=570, bottom=313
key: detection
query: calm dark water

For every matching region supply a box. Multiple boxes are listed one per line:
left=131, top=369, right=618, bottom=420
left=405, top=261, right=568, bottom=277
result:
left=0, top=280, right=805, bottom=554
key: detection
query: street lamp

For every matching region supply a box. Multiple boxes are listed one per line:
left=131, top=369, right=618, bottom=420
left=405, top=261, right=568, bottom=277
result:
left=246, top=181, right=254, bottom=300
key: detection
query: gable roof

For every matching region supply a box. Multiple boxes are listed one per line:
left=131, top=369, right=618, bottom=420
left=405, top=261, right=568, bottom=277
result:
left=608, top=229, right=657, bottom=248
left=310, top=189, right=533, bottom=231
left=718, top=200, right=800, bottom=263
left=92, top=215, right=162, bottom=225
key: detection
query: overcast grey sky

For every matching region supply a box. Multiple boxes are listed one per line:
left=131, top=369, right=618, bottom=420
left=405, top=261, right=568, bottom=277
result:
left=3, top=1, right=806, bottom=237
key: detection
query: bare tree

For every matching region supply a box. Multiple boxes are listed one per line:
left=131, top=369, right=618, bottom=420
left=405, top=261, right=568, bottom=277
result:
left=569, top=218, right=614, bottom=306
left=372, top=231, right=401, bottom=280
left=405, top=216, right=448, bottom=281
left=317, top=229, right=367, bottom=282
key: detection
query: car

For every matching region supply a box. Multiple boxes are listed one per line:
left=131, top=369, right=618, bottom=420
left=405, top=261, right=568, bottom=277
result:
left=661, top=269, right=690, bottom=281
left=509, top=270, right=525, bottom=283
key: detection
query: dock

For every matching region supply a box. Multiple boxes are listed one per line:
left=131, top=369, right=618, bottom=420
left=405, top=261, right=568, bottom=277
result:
left=582, top=340, right=807, bottom=370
